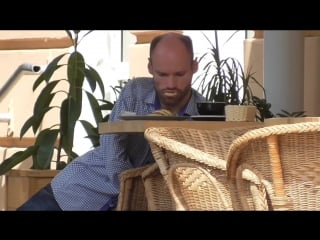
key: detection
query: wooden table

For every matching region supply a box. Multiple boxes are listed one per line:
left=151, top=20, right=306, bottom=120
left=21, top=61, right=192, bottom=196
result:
left=98, top=117, right=320, bottom=134
left=99, top=120, right=264, bottom=134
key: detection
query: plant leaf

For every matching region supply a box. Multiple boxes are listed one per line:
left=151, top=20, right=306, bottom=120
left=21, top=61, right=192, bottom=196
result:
left=99, top=99, right=115, bottom=111
left=68, top=51, right=85, bottom=103
left=85, top=91, right=103, bottom=124
left=79, top=120, right=100, bottom=147
left=31, top=80, right=60, bottom=132
left=33, top=54, right=67, bottom=90
left=85, top=65, right=105, bottom=99
left=20, top=116, right=36, bottom=137
left=60, top=98, right=78, bottom=156
left=33, top=80, right=60, bottom=114
left=33, top=129, right=59, bottom=169
left=0, top=146, right=37, bottom=175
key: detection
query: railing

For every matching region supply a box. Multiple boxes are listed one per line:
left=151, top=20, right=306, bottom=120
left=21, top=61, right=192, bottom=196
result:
left=0, top=63, right=44, bottom=136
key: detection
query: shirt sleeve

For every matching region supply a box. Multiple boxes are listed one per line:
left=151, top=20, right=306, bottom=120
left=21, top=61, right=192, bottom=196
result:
left=101, top=79, right=140, bottom=187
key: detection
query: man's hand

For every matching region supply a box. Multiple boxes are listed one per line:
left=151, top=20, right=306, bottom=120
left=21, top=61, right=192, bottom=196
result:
left=148, top=109, right=174, bottom=116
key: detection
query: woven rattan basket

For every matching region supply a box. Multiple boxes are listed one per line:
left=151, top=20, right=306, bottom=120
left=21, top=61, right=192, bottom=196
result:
left=225, top=105, right=257, bottom=122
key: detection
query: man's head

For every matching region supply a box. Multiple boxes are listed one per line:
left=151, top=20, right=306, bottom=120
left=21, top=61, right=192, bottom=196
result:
left=148, top=32, right=198, bottom=114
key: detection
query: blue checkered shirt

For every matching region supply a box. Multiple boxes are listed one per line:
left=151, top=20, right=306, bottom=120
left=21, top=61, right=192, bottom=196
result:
left=51, top=77, right=206, bottom=210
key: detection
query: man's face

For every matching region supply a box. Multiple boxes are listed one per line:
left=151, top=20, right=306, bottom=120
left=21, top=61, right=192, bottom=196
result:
left=148, top=39, right=198, bottom=108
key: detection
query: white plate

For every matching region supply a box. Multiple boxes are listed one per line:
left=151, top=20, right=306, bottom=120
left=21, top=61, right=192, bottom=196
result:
left=120, top=115, right=189, bottom=121
left=190, top=115, right=226, bottom=121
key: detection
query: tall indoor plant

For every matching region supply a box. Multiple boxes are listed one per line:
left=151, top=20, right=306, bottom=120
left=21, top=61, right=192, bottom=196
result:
left=193, top=31, right=269, bottom=121
left=0, top=30, right=106, bottom=175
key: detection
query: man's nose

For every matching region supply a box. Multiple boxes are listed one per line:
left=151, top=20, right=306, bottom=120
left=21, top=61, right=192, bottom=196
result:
left=166, top=76, right=177, bottom=88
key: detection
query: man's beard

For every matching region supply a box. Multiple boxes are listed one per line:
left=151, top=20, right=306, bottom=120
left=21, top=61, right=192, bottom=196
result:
left=160, top=89, right=189, bottom=107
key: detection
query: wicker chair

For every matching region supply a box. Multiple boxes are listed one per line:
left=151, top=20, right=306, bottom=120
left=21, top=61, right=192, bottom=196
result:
left=141, top=163, right=175, bottom=210
left=144, top=126, right=259, bottom=210
left=226, top=121, right=320, bottom=210
left=116, top=163, right=174, bottom=210
left=116, top=164, right=150, bottom=210
left=167, top=163, right=233, bottom=210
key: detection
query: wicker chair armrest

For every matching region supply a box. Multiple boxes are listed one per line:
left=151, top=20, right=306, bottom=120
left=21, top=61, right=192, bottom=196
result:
left=167, top=163, right=233, bottom=210
left=141, top=163, right=175, bottom=210
left=145, top=128, right=227, bottom=171
left=116, top=164, right=153, bottom=211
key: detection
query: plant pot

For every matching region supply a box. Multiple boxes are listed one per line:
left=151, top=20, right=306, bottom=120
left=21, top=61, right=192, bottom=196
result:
left=197, top=101, right=226, bottom=115
left=5, top=169, right=59, bottom=210
left=225, top=105, right=257, bottom=122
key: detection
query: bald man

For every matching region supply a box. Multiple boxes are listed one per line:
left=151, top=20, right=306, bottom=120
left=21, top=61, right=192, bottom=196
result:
left=17, top=32, right=206, bottom=211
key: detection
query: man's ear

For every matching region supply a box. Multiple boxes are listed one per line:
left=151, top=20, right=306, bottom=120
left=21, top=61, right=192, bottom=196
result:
left=192, top=59, right=198, bottom=74
left=147, top=58, right=153, bottom=75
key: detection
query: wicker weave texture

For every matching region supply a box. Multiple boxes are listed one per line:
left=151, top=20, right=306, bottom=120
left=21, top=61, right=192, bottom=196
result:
left=116, top=164, right=150, bottom=211
left=227, top=121, right=320, bottom=210
left=144, top=126, right=260, bottom=210
left=142, top=163, right=175, bottom=210
left=116, top=163, right=176, bottom=211
left=225, top=105, right=257, bottom=122
left=168, top=163, right=233, bottom=210
left=145, top=126, right=259, bottom=175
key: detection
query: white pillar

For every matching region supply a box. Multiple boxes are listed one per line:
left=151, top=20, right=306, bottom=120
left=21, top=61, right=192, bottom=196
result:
left=264, top=31, right=304, bottom=116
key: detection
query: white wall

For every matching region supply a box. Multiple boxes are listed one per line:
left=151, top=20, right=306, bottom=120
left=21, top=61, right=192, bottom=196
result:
left=183, top=30, right=246, bottom=88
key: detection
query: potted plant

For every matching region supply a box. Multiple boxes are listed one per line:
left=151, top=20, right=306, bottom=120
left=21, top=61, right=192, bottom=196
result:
left=0, top=30, right=107, bottom=209
left=252, top=96, right=274, bottom=122
left=193, top=31, right=267, bottom=122
left=223, top=59, right=264, bottom=122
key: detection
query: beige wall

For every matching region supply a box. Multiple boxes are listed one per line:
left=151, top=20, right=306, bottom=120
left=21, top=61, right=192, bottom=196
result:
left=0, top=31, right=71, bottom=210
left=0, top=31, right=71, bottom=137
left=244, top=34, right=320, bottom=117
left=244, top=38, right=264, bottom=99
left=304, top=37, right=320, bottom=116
left=129, top=43, right=151, bottom=78
left=0, top=31, right=72, bottom=50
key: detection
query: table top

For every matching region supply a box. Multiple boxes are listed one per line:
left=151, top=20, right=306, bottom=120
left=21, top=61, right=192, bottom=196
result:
left=98, top=120, right=263, bottom=134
